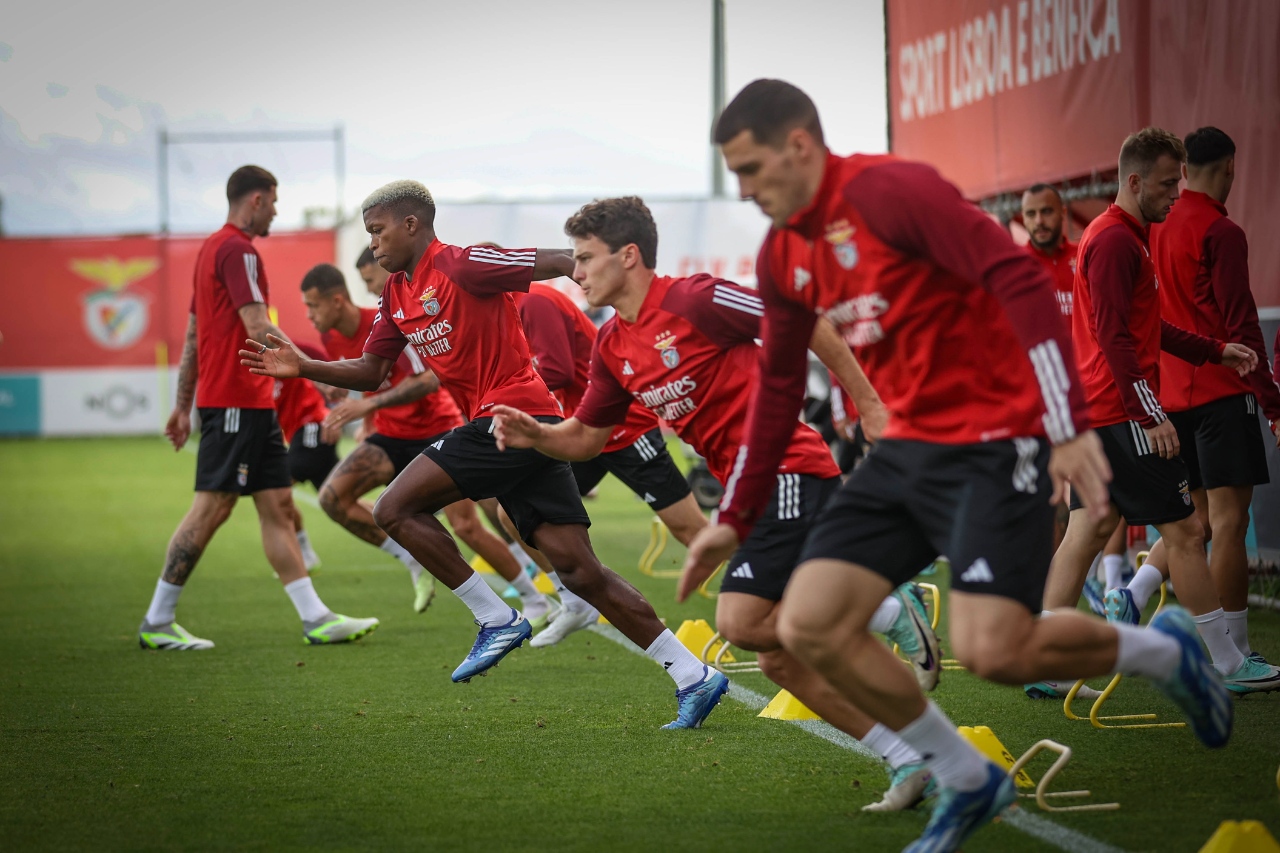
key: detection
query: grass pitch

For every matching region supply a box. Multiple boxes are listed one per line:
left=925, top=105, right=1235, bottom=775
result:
left=1, top=437, right=1277, bottom=852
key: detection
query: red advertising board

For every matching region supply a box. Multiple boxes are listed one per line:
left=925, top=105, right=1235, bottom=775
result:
left=0, top=230, right=332, bottom=369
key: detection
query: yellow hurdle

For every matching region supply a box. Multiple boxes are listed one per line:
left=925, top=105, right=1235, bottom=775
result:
left=1008, top=739, right=1120, bottom=812
left=638, top=517, right=681, bottom=578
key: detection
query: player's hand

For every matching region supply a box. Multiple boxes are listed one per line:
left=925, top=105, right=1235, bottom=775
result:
left=164, top=407, right=191, bottom=451
left=858, top=400, right=889, bottom=443
left=491, top=404, right=543, bottom=451
left=1144, top=419, right=1180, bottom=459
left=240, top=334, right=302, bottom=378
left=1048, top=430, right=1112, bottom=523
left=324, top=398, right=374, bottom=430
left=320, top=422, right=343, bottom=445
left=833, top=416, right=857, bottom=441
left=679, top=524, right=739, bottom=602
left=1270, top=420, right=1280, bottom=448
left=317, top=382, right=347, bottom=404
left=1219, top=343, right=1258, bottom=377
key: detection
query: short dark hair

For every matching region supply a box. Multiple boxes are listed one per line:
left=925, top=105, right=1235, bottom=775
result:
left=1023, top=183, right=1063, bottom=202
left=1184, top=126, right=1235, bottom=167
left=712, top=79, right=824, bottom=148
left=564, top=197, right=658, bottom=269
left=355, top=246, right=375, bottom=268
left=300, top=263, right=350, bottom=298
left=226, top=165, right=277, bottom=203
left=1118, top=127, right=1186, bottom=178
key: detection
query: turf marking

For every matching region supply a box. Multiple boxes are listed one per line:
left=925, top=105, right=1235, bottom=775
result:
left=588, top=622, right=1128, bottom=853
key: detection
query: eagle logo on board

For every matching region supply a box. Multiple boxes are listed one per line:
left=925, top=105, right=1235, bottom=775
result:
left=420, top=286, right=441, bottom=316
left=72, top=256, right=159, bottom=350
left=654, top=333, right=680, bottom=369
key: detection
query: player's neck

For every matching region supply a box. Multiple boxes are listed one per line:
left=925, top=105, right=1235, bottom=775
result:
left=1184, top=178, right=1228, bottom=205
left=613, top=270, right=656, bottom=324
left=335, top=304, right=362, bottom=338
left=1114, top=193, right=1148, bottom=228
left=403, top=230, right=438, bottom=282
left=225, top=209, right=255, bottom=238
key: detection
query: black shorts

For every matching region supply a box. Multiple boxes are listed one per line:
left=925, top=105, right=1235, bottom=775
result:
left=800, top=438, right=1054, bottom=612
left=364, top=432, right=437, bottom=478
left=721, top=474, right=839, bottom=601
left=195, top=407, right=291, bottom=495
left=287, top=423, right=340, bottom=488
left=423, top=416, right=590, bottom=545
left=570, top=428, right=692, bottom=511
left=1169, top=394, right=1270, bottom=490
left=1070, top=421, right=1194, bottom=526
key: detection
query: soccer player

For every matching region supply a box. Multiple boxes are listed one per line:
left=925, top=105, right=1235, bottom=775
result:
left=1022, top=183, right=1077, bottom=317
left=243, top=181, right=728, bottom=729
left=300, top=263, right=553, bottom=620
left=356, top=246, right=389, bottom=299
left=493, top=195, right=942, bottom=811
left=1041, top=127, right=1279, bottom=694
left=512, top=277, right=711, bottom=646
left=140, top=165, right=378, bottom=650
left=1111, top=127, right=1280, bottom=675
left=687, top=81, right=1234, bottom=852
left=273, top=340, right=340, bottom=569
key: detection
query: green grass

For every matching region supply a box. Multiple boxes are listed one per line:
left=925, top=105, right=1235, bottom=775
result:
left=1, top=437, right=1277, bottom=852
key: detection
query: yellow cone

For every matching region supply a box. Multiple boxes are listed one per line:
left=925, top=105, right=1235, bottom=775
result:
left=957, top=725, right=1035, bottom=788
left=758, top=689, right=820, bottom=720
left=470, top=554, right=495, bottom=574
left=533, top=572, right=555, bottom=594
left=1198, top=821, right=1280, bottom=853
left=672, top=618, right=735, bottom=663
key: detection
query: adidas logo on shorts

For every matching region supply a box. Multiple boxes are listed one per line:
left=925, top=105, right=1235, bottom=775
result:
left=730, top=562, right=754, bottom=580
left=959, top=558, right=993, bottom=583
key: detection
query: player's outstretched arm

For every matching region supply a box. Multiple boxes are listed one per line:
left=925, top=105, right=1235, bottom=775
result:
left=531, top=249, right=575, bottom=281
left=324, top=371, right=440, bottom=429
left=808, top=317, right=887, bottom=440
left=491, top=405, right=610, bottom=460
left=240, top=334, right=393, bottom=392
left=679, top=525, right=739, bottom=603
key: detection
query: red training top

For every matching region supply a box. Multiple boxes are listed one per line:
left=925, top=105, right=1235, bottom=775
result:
left=192, top=223, right=274, bottom=409
left=574, top=273, right=838, bottom=486
left=1074, top=204, right=1223, bottom=430
left=324, top=306, right=463, bottom=440
left=364, top=240, right=562, bottom=421
left=515, top=282, right=660, bottom=453
left=1027, top=238, right=1078, bottom=317
left=1151, top=189, right=1280, bottom=421
left=274, top=341, right=331, bottom=440
left=718, top=153, right=1087, bottom=541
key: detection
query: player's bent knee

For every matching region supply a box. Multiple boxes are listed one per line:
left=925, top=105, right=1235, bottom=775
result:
left=371, top=491, right=406, bottom=536
left=716, top=613, right=778, bottom=653
left=318, top=486, right=346, bottom=522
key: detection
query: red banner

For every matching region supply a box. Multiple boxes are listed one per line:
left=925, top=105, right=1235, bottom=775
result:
left=0, top=230, right=332, bottom=369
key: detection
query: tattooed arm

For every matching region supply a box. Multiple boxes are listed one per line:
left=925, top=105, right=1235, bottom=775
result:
left=165, top=313, right=199, bottom=451
left=323, top=372, right=441, bottom=430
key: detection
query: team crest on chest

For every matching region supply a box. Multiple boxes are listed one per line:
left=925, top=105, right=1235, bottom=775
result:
left=654, top=332, right=680, bottom=369
left=825, top=219, right=859, bottom=270
left=420, top=285, right=441, bottom=316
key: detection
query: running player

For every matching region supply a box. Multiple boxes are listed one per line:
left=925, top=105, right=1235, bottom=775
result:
left=511, top=277, right=710, bottom=646
left=1111, top=127, right=1280, bottom=675
left=687, top=81, right=1234, bottom=852
left=243, top=181, right=727, bottom=729
left=140, top=165, right=377, bottom=650
left=300, top=263, right=553, bottom=621
left=1041, top=127, right=1279, bottom=694
left=493, top=196, right=943, bottom=810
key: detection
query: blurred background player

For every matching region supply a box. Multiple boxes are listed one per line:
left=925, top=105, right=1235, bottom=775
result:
left=141, top=165, right=378, bottom=650
left=272, top=339, right=341, bottom=570
left=1042, top=128, right=1279, bottom=694
left=1112, top=127, right=1280, bottom=675
left=356, top=246, right=389, bottom=299
left=300, top=263, right=552, bottom=621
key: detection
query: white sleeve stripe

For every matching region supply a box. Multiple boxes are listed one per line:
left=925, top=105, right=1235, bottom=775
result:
left=402, top=344, right=426, bottom=374
left=1133, top=380, right=1166, bottom=422
left=244, top=253, right=264, bottom=302
left=712, top=285, right=765, bottom=311
left=468, top=248, right=535, bottom=267
left=711, top=296, right=764, bottom=317
left=720, top=445, right=749, bottom=510
left=469, top=247, right=535, bottom=259
left=466, top=256, right=536, bottom=268
left=1029, top=341, right=1075, bottom=444
left=830, top=385, right=846, bottom=421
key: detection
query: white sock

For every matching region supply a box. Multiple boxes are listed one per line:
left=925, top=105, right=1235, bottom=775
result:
left=1112, top=623, right=1180, bottom=680
left=1127, top=562, right=1165, bottom=610
left=380, top=537, right=424, bottom=582
left=546, top=570, right=589, bottom=611
left=1102, top=554, right=1127, bottom=591
left=868, top=595, right=902, bottom=634
left=1225, top=609, right=1252, bottom=656
left=283, top=577, right=330, bottom=623
left=144, top=579, right=184, bottom=626
left=454, top=572, right=517, bottom=627
left=507, top=540, right=536, bottom=573
left=1193, top=609, right=1245, bottom=675
left=861, top=723, right=923, bottom=769
left=508, top=570, right=542, bottom=601
left=896, top=701, right=990, bottom=792
left=644, top=629, right=708, bottom=690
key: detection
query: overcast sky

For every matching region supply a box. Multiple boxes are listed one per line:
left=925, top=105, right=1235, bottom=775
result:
left=0, top=0, right=887, bottom=236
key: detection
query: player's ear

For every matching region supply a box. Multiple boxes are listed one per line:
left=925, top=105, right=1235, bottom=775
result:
left=404, top=214, right=418, bottom=235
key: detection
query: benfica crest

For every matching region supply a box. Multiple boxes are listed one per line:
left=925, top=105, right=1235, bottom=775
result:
left=824, top=219, right=859, bottom=270
left=654, top=333, right=680, bottom=369
left=72, top=257, right=159, bottom=350
left=420, top=286, right=441, bottom=316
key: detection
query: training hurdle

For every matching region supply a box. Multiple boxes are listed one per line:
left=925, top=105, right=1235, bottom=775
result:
left=638, top=516, right=722, bottom=599
left=1008, top=739, right=1121, bottom=812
